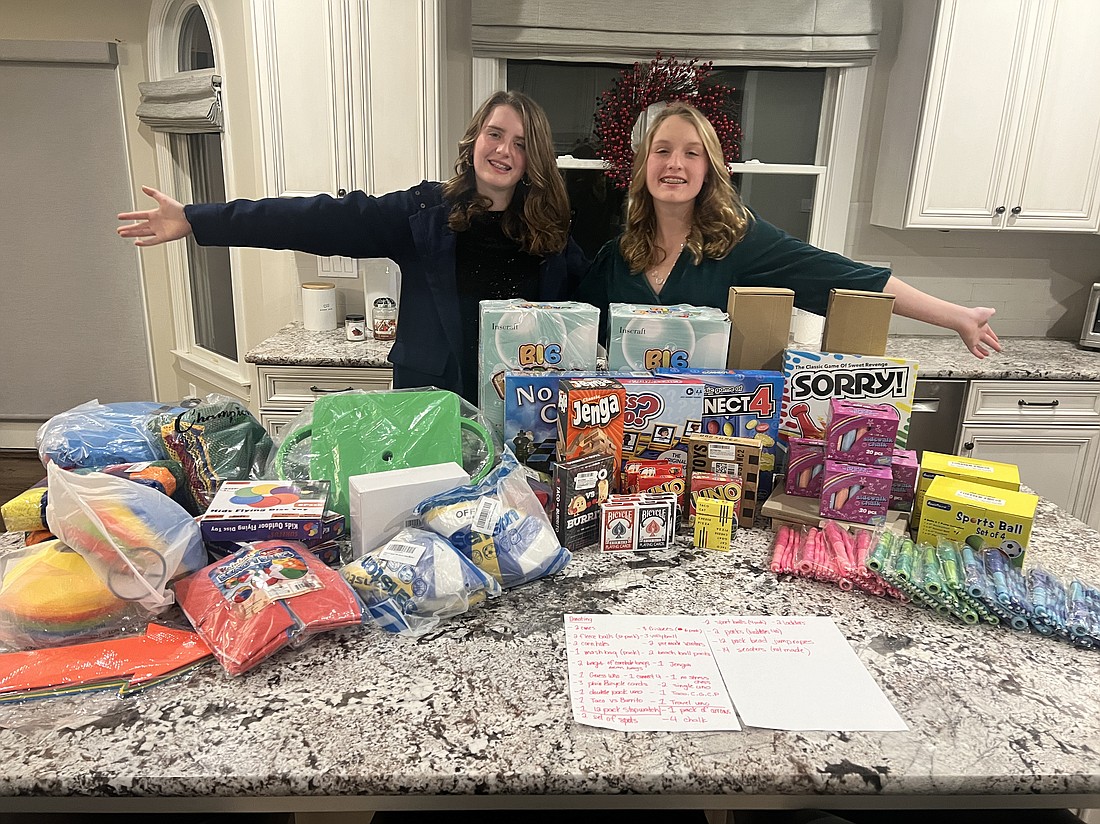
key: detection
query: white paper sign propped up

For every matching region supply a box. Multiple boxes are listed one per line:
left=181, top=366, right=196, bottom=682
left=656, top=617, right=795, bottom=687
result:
left=704, top=615, right=907, bottom=731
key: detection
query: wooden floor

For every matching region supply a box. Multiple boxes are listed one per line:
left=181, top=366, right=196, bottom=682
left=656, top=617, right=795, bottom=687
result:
left=0, top=449, right=47, bottom=531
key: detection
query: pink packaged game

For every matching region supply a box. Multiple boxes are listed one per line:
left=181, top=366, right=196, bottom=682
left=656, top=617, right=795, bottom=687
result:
left=825, top=398, right=900, bottom=467
left=819, top=459, right=891, bottom=525
left=784, top=437, right=825, bottom=498
left=889, top=448, right=919, bottom=511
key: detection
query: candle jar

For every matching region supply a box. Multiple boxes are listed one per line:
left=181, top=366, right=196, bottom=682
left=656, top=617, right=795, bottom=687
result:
left=345, top=313, right=366, bottom=341
left=372, top=297, right=397, bottom=341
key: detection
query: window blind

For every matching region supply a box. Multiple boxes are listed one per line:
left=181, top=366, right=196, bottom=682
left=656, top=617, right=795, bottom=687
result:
left=136, top=68, right=222, bottom=133
left=472, top=0, right=881, bottom=65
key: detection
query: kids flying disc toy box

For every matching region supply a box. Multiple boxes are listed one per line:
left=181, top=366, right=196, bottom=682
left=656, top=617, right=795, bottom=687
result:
left=199, top=480, right=331, bottom=545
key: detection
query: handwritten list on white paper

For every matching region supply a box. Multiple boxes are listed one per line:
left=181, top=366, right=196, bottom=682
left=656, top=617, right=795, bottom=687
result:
left=564, top=614, right=740, bottom=731
left=564, top=614, right=907, bottom=733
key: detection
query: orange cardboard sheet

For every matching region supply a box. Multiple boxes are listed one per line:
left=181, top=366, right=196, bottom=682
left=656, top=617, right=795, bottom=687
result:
left=0, top=623, right=212, bottom=700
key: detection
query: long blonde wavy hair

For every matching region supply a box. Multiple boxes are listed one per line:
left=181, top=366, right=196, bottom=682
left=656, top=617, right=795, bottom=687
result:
left=442, top=91, right=570, bottom=257
left=620, top=102, right=752, bottom=274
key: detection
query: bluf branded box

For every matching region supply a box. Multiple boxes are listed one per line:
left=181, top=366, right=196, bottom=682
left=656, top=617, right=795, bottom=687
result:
left=912, top=451, right=1021, bottom=527
left=781, top=350, right=919, bottom=448
left=916, top=475, right=1038, bottom=567
left=606, top=303, right=730, bottom=372
left=479, top=300, right=599, bottom=432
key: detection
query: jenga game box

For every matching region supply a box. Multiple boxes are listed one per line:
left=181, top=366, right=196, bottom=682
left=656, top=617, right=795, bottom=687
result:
left=557, top=377, right=626, bottom=467
left=684, top=434, right=762, bottom=526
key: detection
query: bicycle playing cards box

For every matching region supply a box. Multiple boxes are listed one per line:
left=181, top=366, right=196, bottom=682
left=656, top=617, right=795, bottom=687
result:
left=200, top=480, right=331, bottom=545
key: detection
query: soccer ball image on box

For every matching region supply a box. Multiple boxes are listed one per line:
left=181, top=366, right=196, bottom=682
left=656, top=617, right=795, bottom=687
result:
left=607, top=303, right=730, bottom=372
left=478, top=300, right=599, bottom=432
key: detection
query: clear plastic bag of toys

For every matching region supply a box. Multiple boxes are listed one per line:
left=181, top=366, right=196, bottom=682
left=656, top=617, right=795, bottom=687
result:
left=341, top=527, right=501, bottom=637
left=415, top=448, right=571, bottom=589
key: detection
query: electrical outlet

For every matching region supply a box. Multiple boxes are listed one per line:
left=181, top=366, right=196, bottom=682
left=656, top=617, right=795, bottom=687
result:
left=317, top=256, right=358, bottom=279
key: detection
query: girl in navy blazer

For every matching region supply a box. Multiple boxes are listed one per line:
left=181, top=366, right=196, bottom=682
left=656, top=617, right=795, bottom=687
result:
left=118, top=91, right=589, bottom=403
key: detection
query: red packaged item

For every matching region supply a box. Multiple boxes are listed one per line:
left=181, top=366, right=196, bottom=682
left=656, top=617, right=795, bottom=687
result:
left=173, top=540, right=364, bottom=676
left=688, top=471, right=743, bottom=525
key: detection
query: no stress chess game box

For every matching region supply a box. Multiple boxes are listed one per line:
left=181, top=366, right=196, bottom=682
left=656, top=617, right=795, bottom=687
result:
left=503, top=371, right=591, bottom=469
left=200, top=480, right=331, bottom=545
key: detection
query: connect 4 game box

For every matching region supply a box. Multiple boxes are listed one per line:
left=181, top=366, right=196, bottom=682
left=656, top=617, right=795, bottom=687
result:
left=656, top=368, right=783, bottom=500
left=616, top=375, right=706, bottom=465
left=781, top=351, right=919, bottom=448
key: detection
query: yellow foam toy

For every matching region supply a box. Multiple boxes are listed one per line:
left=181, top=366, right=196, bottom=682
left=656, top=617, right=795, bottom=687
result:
left=0, top=540, right=126, bottom=625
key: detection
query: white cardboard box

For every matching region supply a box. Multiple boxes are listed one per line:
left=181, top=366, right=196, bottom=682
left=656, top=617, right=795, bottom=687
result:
left=348, top=462, right=470, bottom=558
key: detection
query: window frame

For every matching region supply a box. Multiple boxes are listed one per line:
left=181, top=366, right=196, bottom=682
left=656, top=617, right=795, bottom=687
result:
left=474, top=58, right=870, bottom=252
left=148, top=0, right=250, bottom=393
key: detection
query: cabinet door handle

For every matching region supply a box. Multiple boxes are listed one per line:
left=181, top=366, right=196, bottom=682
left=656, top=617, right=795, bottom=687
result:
left=337, top=188, right=347, bottom=198
left=994, top=206, right=1006, bottom=215
left=963, top=441, right=974, bottom=451
left=310, top=385, right=354, bottom=394
left=1017, top=398, right=1059, bottom=408
left=1011, top=205, right=1022, bottom=215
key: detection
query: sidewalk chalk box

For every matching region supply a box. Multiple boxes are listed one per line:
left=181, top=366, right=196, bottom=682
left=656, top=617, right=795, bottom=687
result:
left=656, top=367, right=783, bottom=501
left=818, top=459, right=891, bottom=526
left=781, top=350, right=919, bottom=448
left=616, top=375, right=706, bottom=466
left=606, top=303, right=730, bottom=372
left=479, top=300, right=599, bottom=432
left=890, top=448, right=919, bottom=511
left=912, top=451, right=1021, bottom=527
left=199, top=480, right=331, bottom=545
left=825, top=398, right=900, bottom=467
left=784, top=437, right=825, bottom=498
left=915, top=475, right=1038, bottom=567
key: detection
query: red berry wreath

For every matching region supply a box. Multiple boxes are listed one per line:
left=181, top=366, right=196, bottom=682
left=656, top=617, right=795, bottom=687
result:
left=594, top=53, right=742, bottom=191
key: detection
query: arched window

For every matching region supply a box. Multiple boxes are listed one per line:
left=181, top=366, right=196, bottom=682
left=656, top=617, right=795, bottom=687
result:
left=175, top=4, right=236, bottom=362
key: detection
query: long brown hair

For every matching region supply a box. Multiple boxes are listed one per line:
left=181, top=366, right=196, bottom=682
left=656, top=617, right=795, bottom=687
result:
left=619, top=101, right=751, bottom=274
left=442, top=91, right=570, bottom=256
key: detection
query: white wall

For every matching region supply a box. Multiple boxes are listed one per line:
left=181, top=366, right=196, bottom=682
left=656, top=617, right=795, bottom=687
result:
left=851, top=0, right=1100, bottom=339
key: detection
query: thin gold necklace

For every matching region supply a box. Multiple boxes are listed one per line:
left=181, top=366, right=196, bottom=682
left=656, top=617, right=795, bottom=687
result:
left=647, top=239, right=686, bottom=287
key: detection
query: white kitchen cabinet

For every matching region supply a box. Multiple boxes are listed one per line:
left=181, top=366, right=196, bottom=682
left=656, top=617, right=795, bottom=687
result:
left=256, top=364, right=393, bottom=437
left=872, top=0, right=1100, bottom=232
left=958, top=380, right=1100, bottom=526
left=252, top=0, right=470, bottom=199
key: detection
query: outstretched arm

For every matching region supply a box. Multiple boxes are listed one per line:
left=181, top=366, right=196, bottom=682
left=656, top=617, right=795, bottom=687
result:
left=117, top=185, right=193, bottom=246
left=883, top=275, right=1001, bottom=359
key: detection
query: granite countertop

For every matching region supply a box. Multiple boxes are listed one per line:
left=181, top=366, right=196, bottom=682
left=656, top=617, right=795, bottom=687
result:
left=247, top=324, right=1100, bottom=382
left=1, top=496, right=1097, bottom=809
left=886, top=335, right=1100, bottom=381
left=246, top=321, right=394, bottom=368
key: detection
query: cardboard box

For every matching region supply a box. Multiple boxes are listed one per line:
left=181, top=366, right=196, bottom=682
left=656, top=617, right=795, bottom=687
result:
left=759, top=490, right=910, bottom=536
left=915, top=476, right=1038, bottom=567
left=606, top=303, right=730, bottom=371
left=725, top=287, right=794, bottom=371
left=781, top=350, right=919, bottom=447
left=912, top=451, right=1021, bottom=527
left=821, top=289, right=895, bottom=356
left=684, top=433, right=762, bottom=526
left=199, top=480, right=331, bottom=545
left=348, top=462, right=470, bottom=558
left=478, top=300, right=599, bottom=432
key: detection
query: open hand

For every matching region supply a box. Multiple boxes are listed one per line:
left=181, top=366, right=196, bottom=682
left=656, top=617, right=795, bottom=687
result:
left=957, top=306, right=1002, bottom=359
left=116, top=185, right=192, bottom=247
